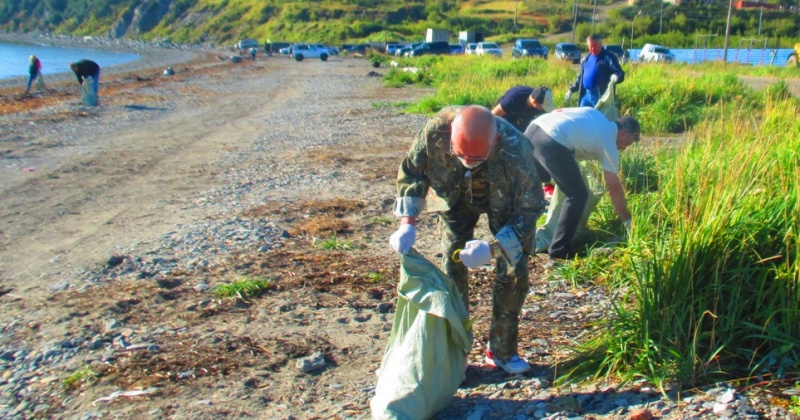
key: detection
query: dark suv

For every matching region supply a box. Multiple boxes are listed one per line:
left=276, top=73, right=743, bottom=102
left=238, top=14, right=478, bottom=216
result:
left=409, top=41, right=451, bottom=57
left=512, top=39, right=548, bottom=59
left=555, top=43, right=582, bottom=64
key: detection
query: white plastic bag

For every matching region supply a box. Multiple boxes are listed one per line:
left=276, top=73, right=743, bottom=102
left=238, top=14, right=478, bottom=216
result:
left=371, top=249, right=472, bottom=420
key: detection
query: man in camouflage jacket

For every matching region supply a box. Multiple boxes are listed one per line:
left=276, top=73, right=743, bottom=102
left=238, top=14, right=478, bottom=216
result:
left=389, top=105, right=544, bottom=374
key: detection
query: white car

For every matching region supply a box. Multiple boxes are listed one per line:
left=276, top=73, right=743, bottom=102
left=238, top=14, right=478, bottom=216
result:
left=639, top=43, right=675, bottom=63
left=464, top=43, right=478, bottom=55
left=292, top=44, right=330, bottom=62
left=476, top=42, right=502, bottom=57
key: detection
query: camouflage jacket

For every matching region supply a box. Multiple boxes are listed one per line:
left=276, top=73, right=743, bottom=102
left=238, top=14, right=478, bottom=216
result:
left=393, top=106, right=545, bottom=264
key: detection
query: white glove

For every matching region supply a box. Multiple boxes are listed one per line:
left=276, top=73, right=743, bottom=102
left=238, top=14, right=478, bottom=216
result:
left=459, top=240, right=492, bottom=268
left=565, top=90, right=573, bottom=102
left=623, top=219, right=632, bottom=231
left=389, top=224, right=416, bottom=254
left=610, top=74, right=619, bottom=83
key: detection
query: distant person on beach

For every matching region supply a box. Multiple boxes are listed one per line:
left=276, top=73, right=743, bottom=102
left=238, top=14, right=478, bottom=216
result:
left=25, top=55, right=41, bottom=94
left=70, top=59, right=101, bottom=98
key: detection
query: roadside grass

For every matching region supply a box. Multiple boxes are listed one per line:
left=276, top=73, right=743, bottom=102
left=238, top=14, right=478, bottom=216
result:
left=560, top=96, right=800, bottom=388
left=383, top=56, right=779, bottom=134
left=385, top=54, right=800, bottom=389
left=212, top=277, right=271, bottom=300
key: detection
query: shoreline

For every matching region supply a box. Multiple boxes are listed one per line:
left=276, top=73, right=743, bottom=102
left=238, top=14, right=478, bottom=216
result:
left=0, top=32, right=216, bottom=89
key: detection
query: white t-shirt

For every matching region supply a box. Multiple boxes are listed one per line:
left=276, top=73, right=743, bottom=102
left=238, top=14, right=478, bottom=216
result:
left=531, top=107, right=620, bottom=173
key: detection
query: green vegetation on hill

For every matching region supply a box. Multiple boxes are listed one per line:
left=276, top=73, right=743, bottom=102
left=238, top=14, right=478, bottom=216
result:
left=0, top=0, right=797, bottom=47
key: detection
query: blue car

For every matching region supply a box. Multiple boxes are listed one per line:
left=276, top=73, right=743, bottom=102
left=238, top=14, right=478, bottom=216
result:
left=449, top=44, right=464, bottom=55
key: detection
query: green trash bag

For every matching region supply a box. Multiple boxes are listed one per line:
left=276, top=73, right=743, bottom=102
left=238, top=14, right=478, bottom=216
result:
left=535, top=161, right=605, bottom=253
left=81, top=76, right=98, bottom=106
left=370, top=249, right=472, bottom=420
left=595, top=79, right=619, bottom=121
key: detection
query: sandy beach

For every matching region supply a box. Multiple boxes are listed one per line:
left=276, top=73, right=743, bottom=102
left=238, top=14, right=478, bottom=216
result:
left=0, top=32, right=210, bottom=90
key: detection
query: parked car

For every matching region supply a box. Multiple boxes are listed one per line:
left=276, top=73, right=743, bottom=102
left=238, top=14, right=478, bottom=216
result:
left=476, top=42, right=502, bottom=57
left=449, top=43, right=464, bottom=55
left=353, top=44, right=371, bottom=54
left=292, top=44, right=330, bottom=62
left=386, top=43, right=405, bottom=55
left=512, top=39, right=547, bottom=59
left=397, top=42, right=424, bottom=56
left=236, top=38, right=259, bottom=50
left=604, top=44, right=624, bottom=61
left=554, top=42, right=581, bottom=63
left=464, top=43, right=478, bottom=55
left=409, top=41, right=451, bottom=57
left=639, top=43, right=675, bottom=63
left=278, top=45, right=294, bottom=55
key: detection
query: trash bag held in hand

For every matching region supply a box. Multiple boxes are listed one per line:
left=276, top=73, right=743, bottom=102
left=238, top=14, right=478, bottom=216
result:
left=81, top=76, right=98, bottom=106
left=595, top=79, right=619, bottom=121
left=35, top=75, right=45, bottom=91
left=370, top=249, right=472, bottom=420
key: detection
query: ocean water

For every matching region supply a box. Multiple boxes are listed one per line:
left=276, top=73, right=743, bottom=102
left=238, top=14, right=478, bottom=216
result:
left=0, top=41, right=140, bottom=80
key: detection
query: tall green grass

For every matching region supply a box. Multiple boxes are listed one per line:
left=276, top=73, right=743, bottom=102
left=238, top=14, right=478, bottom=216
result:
left=566, top=96, right=800, bottom=388
left=384, top=58, right=769, bottom=134
left=386, top=55, right=799, bottom=388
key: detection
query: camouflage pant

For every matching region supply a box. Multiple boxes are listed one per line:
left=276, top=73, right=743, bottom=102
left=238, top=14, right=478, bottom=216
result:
left=438, top=202, right=530, bottom=362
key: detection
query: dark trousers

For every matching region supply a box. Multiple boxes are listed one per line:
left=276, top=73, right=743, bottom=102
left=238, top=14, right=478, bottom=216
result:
left=528, top=127, right=588, bottom=259
left=438, top=200, right=529, bottom=361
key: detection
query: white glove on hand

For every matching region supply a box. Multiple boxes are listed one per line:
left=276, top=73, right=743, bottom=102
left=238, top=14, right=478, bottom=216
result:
left=565, top=90, right=573, bottom=102
left=459, top=240, right=492, bottom=268
left=389, top=224, right=416, bottom=254
left=610, top=74, right=619, bottom=83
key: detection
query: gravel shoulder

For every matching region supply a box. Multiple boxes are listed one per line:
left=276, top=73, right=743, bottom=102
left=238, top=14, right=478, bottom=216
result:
left=0, top=43, right=797, bottom=420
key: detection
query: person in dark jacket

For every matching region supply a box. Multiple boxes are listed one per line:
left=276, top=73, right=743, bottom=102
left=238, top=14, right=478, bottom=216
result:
left=566, top=35, right=625, bottom=108
left=70, top=59, right=101, bottom=97
left=491, top=85, right=556, bottom=187
left=25, top=55, right=41, bottom=94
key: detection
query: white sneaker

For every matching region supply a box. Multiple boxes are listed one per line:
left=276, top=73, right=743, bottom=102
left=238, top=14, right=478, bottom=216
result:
left=484, top=351, right=530, bottom=374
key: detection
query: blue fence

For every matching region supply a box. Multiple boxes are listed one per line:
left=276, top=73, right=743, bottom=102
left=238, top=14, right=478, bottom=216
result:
left=627, top=48, right=795, bottom=66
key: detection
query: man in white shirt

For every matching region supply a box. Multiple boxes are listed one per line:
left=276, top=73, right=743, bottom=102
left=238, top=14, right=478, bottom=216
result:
left=524, top=107, right=640, bottom=259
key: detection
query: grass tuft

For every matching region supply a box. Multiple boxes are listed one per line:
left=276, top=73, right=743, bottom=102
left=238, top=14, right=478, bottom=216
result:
left=63, top=367, right=96, bottom=391
left=212, top=277, right=271, bottom=299
left=314, top=236, right=355, bottom=251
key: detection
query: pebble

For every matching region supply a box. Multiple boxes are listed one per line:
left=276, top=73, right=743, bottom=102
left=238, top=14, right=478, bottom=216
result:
left=296, top=351, right=327, bottom=373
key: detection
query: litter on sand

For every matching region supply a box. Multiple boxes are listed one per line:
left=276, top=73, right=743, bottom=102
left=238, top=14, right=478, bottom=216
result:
left=92, top=387, right=159, bottom=405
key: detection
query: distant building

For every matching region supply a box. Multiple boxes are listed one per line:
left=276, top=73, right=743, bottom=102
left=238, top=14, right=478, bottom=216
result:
left=458, top=31, right=485, bottom=46
left=426, top=29, right=450, bottom=43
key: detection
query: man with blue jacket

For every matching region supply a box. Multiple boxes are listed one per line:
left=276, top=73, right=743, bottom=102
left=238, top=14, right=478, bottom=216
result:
left=566, top=35, right=625, bottom=108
